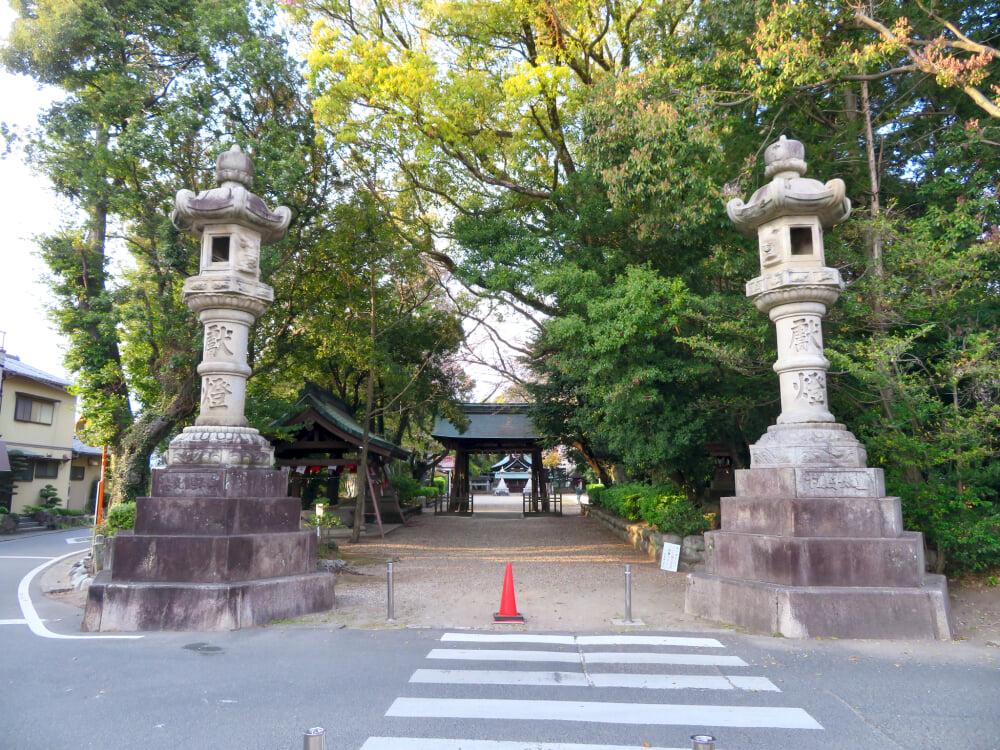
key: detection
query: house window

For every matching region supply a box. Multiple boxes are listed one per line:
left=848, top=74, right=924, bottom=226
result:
left=14, top=462, right=33, bottom=482
left=14, top=394, right=55, bottom=425
left=70, top=465, right=86, bottom=481
left=35, top=460, right=60, bottom=479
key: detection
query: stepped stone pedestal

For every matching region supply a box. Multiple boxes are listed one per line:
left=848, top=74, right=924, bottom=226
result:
left=686, top=454, right=952, bottom=639
left=83, top=146, right=335, bottom=631
left=684, top=137, right=951, bottom=639
left=83, top=465, right=335, bottom=632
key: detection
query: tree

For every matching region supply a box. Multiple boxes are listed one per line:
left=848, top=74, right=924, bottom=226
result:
left=1, top=0, right=334, bottom=503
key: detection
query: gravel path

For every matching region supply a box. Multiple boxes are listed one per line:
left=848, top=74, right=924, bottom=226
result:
left=308, top=496, right=712, bottom=633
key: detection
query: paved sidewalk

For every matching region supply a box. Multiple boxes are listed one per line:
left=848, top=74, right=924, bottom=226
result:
left=311, top=494, right=716, bottom=633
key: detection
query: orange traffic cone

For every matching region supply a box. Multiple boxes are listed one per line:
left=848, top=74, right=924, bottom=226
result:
left=494, top=562, right=525, bottom=623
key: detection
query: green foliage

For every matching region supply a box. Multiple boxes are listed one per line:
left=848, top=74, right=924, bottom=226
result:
left=37, top=485, right=62, bottom=510
left=586, top=484, right=605, bottom=504
left=432, top=476, right=447, bottom=494
left=0, top=451, right=31, bottom=503
left=53, top=508, right=86, bottom=517
left=104, top=502, right=137, bottom=535
left=639, top=491, right=711, bottom=538
left=591, top=482, right=709, bottom=537
left=420, top=486, right=440, bottom=499
left=307, top=504, right=346, bottom=530
left=389, top=475, right=423, bottom=505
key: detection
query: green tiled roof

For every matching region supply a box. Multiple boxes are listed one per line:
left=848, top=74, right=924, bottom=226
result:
left=274, top=382, right=409, bottom=459
left=432, top=403, right=538, bottom=443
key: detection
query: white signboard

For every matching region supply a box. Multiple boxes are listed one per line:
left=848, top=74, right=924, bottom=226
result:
left=660, top=542, right=681, bottom=572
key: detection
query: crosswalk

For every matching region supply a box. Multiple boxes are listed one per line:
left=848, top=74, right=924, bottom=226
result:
left=360, top=632, right=822, bottom=750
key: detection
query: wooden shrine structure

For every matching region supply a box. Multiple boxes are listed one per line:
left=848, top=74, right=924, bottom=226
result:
left=431, top=403, right=554, bottom=514
left=271, top=383, right=411, bottom=536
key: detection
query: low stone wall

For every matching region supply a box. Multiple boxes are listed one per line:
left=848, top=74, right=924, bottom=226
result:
left=583, top=504, right=706, bottom=571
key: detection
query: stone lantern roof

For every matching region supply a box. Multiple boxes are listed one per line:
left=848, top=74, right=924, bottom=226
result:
left=172, top=145, right=292, bottom=245
left=726, top=136, right=851, bottom=237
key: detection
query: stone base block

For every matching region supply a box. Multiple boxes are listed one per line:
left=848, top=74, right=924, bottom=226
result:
left=134, top=496, right=301, bottom=535
left=705, top=530, right=924, bottom=587
left=736, top=466, right=885, bottom=498
left=83, top=570, right=336, bottom=632
left=685, top=572, right=952, bottom=640
left=721, top=494, right=902, bottom=537
left=110, top=530, right=317, bottom=583
left=151, top=465, right=289, bottom=499
left=166, top=426, right=275, bottom=468
left=749, top=423, right=868, bottom=469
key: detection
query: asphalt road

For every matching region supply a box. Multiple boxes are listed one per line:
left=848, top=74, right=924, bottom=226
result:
left=2, top=528, right=998, bottom=750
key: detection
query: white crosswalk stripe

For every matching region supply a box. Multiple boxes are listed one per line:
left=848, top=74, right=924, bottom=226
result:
left=361, top=631, right=823, bottom=749
left=441, top=633, right=726, bottom=648
left=427, top=648, right=749, bottom=666
left=361, top=740, right=690, bottom=750
left=411, top=668, right=780, bottom=691
left=386, top=696, right=822, bottom=729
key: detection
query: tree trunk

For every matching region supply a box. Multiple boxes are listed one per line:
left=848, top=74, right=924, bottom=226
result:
left=860, top=81, right=922, bottom=484
left=107, top=374, right=198, bottom=506
left=572, top=440, right=613, bottom=486
left=352, top=267, right=379, bottom=543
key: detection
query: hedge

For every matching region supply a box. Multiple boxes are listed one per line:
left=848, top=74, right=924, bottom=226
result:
left=587, top=482, right=709, bottom=537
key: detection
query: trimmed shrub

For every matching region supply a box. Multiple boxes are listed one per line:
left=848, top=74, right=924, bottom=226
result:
left=389, top=475, right=423, bottom=504
left=639, top=489, right=710, bottom=537
left=591, top=482, right=710, bottom=537
left=37, top=484, right=62, bottom=510
left=105, top=502, right=137, bottom=535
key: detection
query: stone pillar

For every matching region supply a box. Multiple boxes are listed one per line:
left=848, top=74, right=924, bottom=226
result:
left=83, top=147, right=336, bottom=632
left=684, top=136, right=952, bottom=640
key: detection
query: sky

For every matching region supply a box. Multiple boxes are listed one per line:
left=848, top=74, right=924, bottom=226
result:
left=0, top=8, right=69, bottom=379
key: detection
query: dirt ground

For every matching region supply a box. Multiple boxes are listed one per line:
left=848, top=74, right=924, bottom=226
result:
left=43, top=496, right=1000, bottom=647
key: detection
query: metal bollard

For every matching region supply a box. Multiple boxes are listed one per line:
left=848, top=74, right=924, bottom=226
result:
left=624, top=564, right=633, bottom=623
left=691, top=734, right=716, bottom=750
left=387, top=561, right=395, bottom=621
left=303, top=726, right=325, bottom=750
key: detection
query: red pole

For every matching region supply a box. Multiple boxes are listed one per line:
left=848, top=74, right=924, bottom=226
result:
left=94, top=446, right=108, bottom=525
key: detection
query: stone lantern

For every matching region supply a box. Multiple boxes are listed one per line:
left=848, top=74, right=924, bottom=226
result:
left=84, top=147, right=336, bottom=632
left=166, top=144, right=290, bottom=465
left=685, top=136, right=951, bottom=640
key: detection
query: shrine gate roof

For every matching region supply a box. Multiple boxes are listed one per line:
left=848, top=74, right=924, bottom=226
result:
left=432, top=403, right=540, bottom=451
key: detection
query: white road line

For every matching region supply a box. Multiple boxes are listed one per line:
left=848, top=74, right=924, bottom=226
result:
left=428, top=649, right=582, bottom=663
left=442, top=634, right=577, bottom=645
left=0, top=619, right=29, bottom=625
left=440, top=633, right=724, bottom=648
left=577, top=635, right=724, bottom=648
left=590, top=673, right=778, bottom=691
left=0, top=555, right=58, bottom=560
left=386, top=697, right=823, bottom=730
left=361, top=739, right=689, bottom=750
left=728, top=676, right=782, bottom=692
left=427, top=648, right=747, bottom=667
left=17, top=549, right=143, bottom=640
left=412, top=669, right=590, bottom=687
left=411, top=669, right=779, bottom=692
left=585, top=652, right=747, bottom=666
